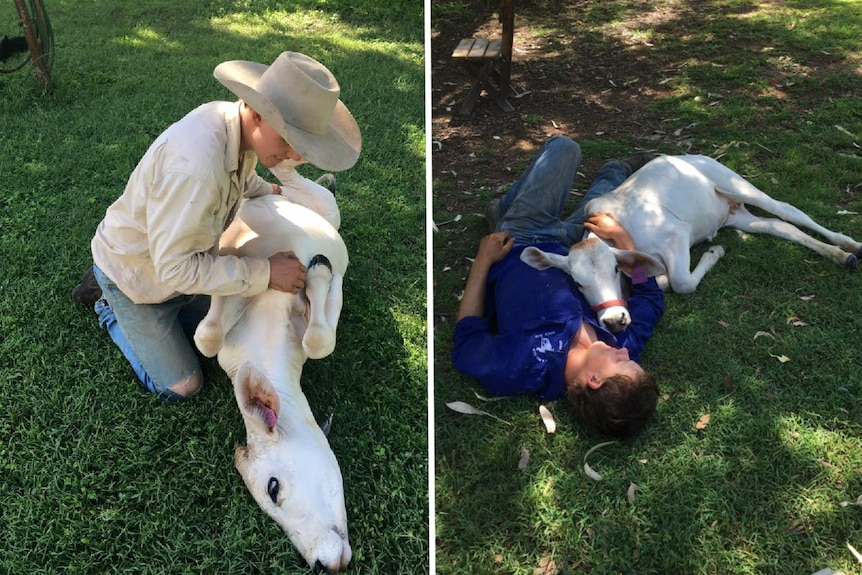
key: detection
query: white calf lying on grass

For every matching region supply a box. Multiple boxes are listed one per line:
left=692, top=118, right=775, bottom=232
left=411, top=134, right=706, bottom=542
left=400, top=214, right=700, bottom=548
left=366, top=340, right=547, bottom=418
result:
left=522, top=154, right=862, bottom=332
left=194, top=195, right=350, bottom=573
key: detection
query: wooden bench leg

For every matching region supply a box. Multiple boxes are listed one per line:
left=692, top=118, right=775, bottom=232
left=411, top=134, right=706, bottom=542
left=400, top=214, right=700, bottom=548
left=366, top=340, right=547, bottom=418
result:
left=483, top=68, right=515, bottom=113
left=458, top=61, right=516, bottom=115
left=458, top=61, right=495, bottom=116
left=490, top=66, right=518, bottom=99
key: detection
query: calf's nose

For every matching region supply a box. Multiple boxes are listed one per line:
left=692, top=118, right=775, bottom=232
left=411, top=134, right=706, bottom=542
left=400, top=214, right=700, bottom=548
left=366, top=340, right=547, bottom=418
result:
left=311, top=531, right=351, bottom=574
left=602, top=311, right=630, bottom=333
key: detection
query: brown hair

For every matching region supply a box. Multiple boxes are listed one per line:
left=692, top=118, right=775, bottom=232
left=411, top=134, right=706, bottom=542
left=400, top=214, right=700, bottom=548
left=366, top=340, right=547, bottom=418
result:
left=566, top=372, right=658, bottom=439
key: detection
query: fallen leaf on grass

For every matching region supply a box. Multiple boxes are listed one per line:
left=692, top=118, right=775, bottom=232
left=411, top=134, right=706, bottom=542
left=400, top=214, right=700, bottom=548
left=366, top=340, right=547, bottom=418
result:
left=533, top=554, right=557, bottom=575
left=446, top=401, right=512, bottom=425
left=799, top=294, right=816, bottom=301
left=627, top=482, right=638, bottom=504
left=769, top=353, right=791, bottom=363
left=518, top=447, right=530, bottom=469
left=754, top=330, right=775, bottom=341
left=789, top=519, right=807, bottom=535
left=717, top=319, right=730, bottom=328
left=584, top=440, right=617, bottom=481
left=835, top=125, right=856, bottom=137
left=473, top=392, right=511, bottom=402
left=695, top=413, right=711, bottom=430
left=539, top=405, right=557, bottom=434
left=713, top=140, right=748, bottom=157
left=436, top=214, right=463, bottom=227
left=840, top=495, right=862, bottom=507
left=848, top=542, right=862, bottom=564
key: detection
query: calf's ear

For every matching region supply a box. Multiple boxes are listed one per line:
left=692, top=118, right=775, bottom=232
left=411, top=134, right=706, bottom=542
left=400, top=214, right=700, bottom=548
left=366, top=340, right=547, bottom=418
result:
left=520, top=247, right=569, bottom=271
left=234, top=362, right=281, bottom=436
left=611, top=248, right=666, bottom=278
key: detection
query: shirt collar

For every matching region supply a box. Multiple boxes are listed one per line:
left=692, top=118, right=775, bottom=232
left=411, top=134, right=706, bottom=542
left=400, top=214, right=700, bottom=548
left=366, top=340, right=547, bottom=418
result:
left=224, top=101, right=258, bottom=176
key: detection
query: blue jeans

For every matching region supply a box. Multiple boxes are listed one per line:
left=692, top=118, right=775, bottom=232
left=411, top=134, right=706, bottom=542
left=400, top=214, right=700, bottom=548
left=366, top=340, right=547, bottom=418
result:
left=496, top=136, right=632, bottom=246
left=93, top=265, right=210, bottom=401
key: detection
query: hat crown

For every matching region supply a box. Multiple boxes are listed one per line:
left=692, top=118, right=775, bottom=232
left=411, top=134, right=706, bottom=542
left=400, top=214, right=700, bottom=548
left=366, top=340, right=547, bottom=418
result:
left=213, top=51, right=361, bottom=171
left=259, top=52, right=339, bottom=136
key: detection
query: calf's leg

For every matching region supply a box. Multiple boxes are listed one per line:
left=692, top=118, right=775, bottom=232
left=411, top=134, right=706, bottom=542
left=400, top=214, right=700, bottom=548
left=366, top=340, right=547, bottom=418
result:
left=302, top=255, right=338, bottom=359
left=688, top=155, right=862, bottom=258
left=727, top=207, right=858, bottom=268
left=661, top=231, right=726, bottom=294
left=194, top=295, right=250, bottom=358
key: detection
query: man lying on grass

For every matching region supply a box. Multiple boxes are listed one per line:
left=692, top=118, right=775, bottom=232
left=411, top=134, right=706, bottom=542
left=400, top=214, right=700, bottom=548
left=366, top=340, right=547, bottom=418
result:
left=452, top=136, right=665, bottom=439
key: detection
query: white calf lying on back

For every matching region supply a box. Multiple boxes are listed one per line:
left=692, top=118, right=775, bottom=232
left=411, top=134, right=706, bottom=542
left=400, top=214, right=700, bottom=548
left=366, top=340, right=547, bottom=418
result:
left=522, top=155, right=862, bottom=332
left=193, top=195, right=350, bottom=573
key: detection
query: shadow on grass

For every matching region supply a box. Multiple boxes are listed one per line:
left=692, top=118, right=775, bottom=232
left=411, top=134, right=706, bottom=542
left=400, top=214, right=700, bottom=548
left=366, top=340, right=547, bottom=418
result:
left=433, top=1, right=862, bottom=572
left=1, top=0, right=426, bottom=573
left=432, top=0, right=861, bottom=128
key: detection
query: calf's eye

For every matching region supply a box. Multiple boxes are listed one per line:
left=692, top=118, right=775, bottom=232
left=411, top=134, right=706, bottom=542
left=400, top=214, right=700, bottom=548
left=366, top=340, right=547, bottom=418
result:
left=267, top=477, right=280, bottom=504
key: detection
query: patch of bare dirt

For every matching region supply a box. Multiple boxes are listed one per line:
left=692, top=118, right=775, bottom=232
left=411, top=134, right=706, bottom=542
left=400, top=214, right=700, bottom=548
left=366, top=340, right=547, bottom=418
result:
left=431, top=0, right=686, bottom=212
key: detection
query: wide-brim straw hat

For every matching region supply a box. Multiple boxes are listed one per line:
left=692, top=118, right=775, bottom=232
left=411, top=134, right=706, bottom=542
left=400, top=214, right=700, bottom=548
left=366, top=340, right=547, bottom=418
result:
left=214, top=52, right=361, bottom=172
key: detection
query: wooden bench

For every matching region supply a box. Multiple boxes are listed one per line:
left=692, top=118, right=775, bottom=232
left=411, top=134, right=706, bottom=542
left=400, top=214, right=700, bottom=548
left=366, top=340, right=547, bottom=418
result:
left=450, top=0, right=517, bottom=115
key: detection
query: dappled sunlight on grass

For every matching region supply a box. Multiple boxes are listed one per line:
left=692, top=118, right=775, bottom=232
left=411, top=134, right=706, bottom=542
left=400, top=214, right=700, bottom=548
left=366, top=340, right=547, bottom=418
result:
left=777, top=414, right=860, bottom=464
left=388, top=303, right=427, bottom=371
left=208, top=9, right=421, bottom=63
left=3, top=0, right=425, bottom=572
left=114, top=27, right=181, bottom=50
left=210, top=10, right=338, bottom=39
left=434, top=0, right=862, bottom=569
left=22, top=161, right=49, bottom=177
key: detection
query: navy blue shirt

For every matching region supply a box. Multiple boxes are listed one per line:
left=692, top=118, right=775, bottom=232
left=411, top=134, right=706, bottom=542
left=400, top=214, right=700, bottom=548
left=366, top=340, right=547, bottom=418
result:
left=452, top=243, right=665, bottom=400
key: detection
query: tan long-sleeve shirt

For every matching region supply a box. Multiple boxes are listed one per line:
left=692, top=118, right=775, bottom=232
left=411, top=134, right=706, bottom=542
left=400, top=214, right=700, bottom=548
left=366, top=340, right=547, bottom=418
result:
left=91, top=101, right=273, bottom=304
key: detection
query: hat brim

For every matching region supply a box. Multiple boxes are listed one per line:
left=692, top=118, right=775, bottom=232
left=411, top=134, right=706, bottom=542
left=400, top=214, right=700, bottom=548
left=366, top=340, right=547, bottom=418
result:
left=215, top=60, right=361, bottom=172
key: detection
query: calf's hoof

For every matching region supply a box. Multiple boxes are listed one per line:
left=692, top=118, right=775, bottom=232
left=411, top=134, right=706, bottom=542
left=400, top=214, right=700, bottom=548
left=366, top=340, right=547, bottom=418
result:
left=844, top=253, right=858, bottom=270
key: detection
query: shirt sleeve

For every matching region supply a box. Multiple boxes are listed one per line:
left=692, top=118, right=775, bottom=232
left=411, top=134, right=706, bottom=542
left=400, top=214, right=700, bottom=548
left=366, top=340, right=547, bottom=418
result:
left=244, top=171, right=275, bottom=199
left=616, top=277, right=665, bottom=361
left=452, top=317, right=548, bottom=397
left=146, top=170, right=270, bottom=296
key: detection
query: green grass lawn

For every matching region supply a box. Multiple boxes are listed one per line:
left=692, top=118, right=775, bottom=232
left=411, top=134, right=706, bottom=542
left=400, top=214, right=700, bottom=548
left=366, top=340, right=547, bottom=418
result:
left=433, top=1, right=862, bottom=574
left=0, top=1, right=426, bottom=573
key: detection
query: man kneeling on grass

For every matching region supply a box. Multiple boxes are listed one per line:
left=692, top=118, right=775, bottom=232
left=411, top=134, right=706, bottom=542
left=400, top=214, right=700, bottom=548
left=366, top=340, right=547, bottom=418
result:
left=73, top=52, right=360, bottom=402
left=452, top=136, right=665, bottom=439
